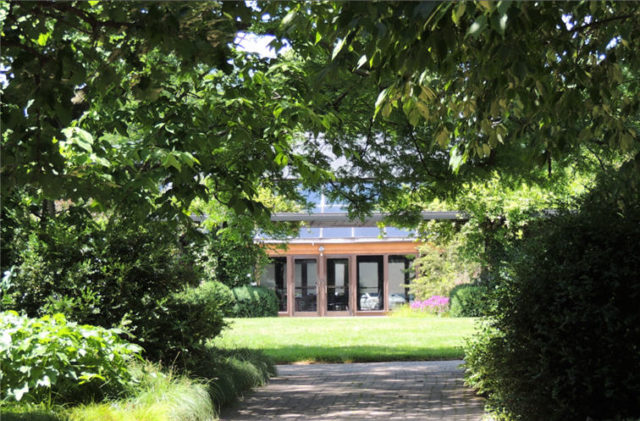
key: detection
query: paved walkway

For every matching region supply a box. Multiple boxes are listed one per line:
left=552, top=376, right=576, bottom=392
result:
left=221, top=360, right=487, bottom=420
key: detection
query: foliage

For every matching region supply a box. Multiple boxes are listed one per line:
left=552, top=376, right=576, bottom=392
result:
left=202, top=280, right=235, bottom=317
left=411, top=237, right=480, bottom=299
left=67, top=362, right=215, bottom=421
left=464, top=166, right=640, bottom=420
left=449, top=284, right=489, bottom=318
left=147, top=281, right=231, bottom=364
left=4, top=348, right=275, bottom=421
left=274, top=2, right=640, bottom=177
left=229, top=285, right=279, bottom=318
left=188, top=348, right=275, bottom=411
left=0, top=311, right=142, bottom=404
left=0, top=206, right=239, bottom=363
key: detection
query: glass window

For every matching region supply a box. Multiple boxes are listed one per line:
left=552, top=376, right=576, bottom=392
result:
left=357, top=256, right=383, bottom=311
left=298, top=227, right=322, bottom=238
left=323, top=228, right=353, bottom=238
left=327, top=258, right=349, bottom=311
left=260, top=258, right=287, bottom=312
left=295, top=259, right=317, bottom=312
left=353, top=227, right=383, bottom=238
left=388, top=256, right=414, bottom=310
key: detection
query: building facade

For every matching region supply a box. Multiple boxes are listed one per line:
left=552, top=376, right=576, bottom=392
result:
left=255, top=192, right=463, bottom=316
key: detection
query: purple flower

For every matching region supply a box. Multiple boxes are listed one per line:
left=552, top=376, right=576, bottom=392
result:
left=411, top=295, right=449, bottom=314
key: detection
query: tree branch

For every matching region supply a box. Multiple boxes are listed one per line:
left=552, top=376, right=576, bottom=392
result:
left=572, top=13, right=635, bottom=33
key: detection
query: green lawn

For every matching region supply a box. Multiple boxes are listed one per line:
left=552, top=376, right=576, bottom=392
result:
left=212, top=316, right=478, bottom=364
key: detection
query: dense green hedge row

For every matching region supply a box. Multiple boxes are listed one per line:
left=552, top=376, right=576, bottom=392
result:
left=465, top=169, right=640, bottom=420
left=229, top=285, right=279, bottom=318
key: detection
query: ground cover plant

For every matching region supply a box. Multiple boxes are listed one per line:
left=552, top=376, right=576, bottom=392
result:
left=1, top=346, right=275, bottom=421
left=213, top=316, right=476, bottom=364
left=0, top=311, right=142, bottom=404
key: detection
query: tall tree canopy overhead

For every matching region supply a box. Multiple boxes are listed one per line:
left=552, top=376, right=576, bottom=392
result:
left=273, top=1, right=640, bottom=169
left=252, top=1, right=639, bottom=219
left=1, top=1, right=331, bottom=223
left=2, top=1, right=639, bottom=223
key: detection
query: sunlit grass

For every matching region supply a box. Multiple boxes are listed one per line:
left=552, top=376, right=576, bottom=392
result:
left=2, top=349, right=275, bottom=421
left=212, top=316, right=477, bottom=364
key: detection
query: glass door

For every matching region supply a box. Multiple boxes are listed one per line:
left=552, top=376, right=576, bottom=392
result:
left=294, top=258, right=317, bottom=313
left=326, top=258, right=349, bottom=312
left=357, top=256, right=384, bottom=311
left=260, top=257, right=288, bottom=313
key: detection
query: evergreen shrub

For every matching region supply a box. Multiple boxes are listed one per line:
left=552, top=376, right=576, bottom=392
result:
left=464, top=168, right=640, bottom=420
left=230, top=286, right=278, bottom=317
left=449, top=284, right=489, bottom=317
left=145, top=281, right=232, bottom=363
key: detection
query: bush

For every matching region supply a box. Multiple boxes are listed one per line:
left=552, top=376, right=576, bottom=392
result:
left=188, top=347, right=276, bottom=411
left=203, top=281, right=235, bottom=317
left=230, top=285, right=278, bottom=318
left=449, top=284, right=489, bottom=317
left=0, top=211, right=210, bottom=362
left=0, top=311, right=141, bottom=404
left=144, top=281, right=232, bottom=363
left=411, top=238, right=480, bottom=300
left=464, top=168, right=640, bottom=420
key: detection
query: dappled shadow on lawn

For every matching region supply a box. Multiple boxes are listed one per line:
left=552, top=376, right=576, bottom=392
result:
left=259, top=344, right=465, bottom=364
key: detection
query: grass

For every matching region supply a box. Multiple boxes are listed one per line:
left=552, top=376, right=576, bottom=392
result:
left=1, top=348, right=275, bottom=421
left=212, top=316, right=477, bottom=364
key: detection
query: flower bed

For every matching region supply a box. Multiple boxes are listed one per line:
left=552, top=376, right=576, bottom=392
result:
left=410, top=295, right=450, bottom=315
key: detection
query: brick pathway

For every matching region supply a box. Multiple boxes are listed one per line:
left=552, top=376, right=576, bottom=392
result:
left=220, top=360, right=487, bottom=420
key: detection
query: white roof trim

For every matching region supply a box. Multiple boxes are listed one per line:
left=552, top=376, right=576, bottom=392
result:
left=270, top=211, right=465, bottom=227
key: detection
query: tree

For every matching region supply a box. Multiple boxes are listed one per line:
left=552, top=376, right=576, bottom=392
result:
left=260, top=1, right=639, bottom=214
left=1, top=1, right=331, bottom=227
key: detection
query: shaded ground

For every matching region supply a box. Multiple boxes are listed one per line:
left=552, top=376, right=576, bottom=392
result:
left=221, top=360, right=487, bottom=420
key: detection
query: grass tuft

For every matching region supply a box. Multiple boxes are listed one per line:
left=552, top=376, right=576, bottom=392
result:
left=4, top=349, right=275, bottom=421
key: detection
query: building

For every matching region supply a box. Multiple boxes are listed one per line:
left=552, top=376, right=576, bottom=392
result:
left=255, top=191, right=464, bottom=316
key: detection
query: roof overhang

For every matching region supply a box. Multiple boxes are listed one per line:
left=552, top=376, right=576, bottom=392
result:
left=270, top=211, right=466, bottom=227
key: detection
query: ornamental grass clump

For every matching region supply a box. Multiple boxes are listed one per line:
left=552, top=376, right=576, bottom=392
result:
left=410, top=295, right=450, bottom=315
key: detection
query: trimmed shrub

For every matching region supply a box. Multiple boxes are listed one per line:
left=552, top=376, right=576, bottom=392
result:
left=0, top=311, right=141, bottom=404
left=464, top=168, right=640, bottom=420
left=449, top=284, right=489, bottom=317
left=0, top=212, right=216, bottom=362
left=203, top=281, right=236, bottom=317
left=230, top=286, right=278, bottom=318
left=145, top=281, right=232, bottom=363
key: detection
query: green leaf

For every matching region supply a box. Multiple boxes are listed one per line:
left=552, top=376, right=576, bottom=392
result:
left=436, top=128, right=450, bottom=147
left=449, top=145, right=465, bottom=173
left=374, top=88, right=389, bottom=118
left=13, top=383, right=29, bottom=401
left=162, top=153, right=182, bottom=171
left=451, top=2, right=466, bottom=25
left=282, top=10, right=297, bottom=27
left=315, top=32, right=322, bottom=45
left=36, top=32, right=50, bottom=46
